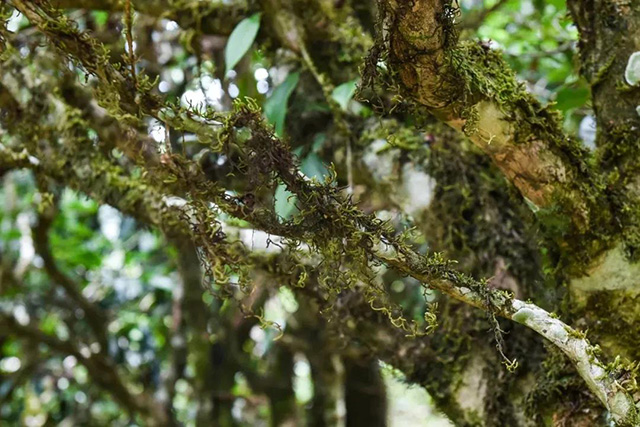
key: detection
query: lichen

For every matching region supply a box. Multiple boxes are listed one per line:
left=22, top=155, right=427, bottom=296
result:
left=624, top=52, right=640, bottom=86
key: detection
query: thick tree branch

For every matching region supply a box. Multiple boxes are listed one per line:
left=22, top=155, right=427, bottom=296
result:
left=50, top=0, right=249, bottom=36
left=376, top=0, right=606, bottom=238
left=567, top=0, right=640, bottom=238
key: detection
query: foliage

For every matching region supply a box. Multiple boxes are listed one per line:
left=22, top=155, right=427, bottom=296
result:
left=225, top=12, right=262, bottom=75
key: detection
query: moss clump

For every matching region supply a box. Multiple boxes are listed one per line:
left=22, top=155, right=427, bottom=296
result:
left=524, top=346, right=605, bottom=425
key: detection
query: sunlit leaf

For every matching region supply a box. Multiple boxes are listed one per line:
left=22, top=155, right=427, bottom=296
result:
left=264, top=72, right=300, bottom=136
left=274, top=184, right=297, bottom=220
left=225, top=13, right=261, bottom=75
left=331, top=79, right=358, bottom=110
left=301, top=153, right=328, bottom=180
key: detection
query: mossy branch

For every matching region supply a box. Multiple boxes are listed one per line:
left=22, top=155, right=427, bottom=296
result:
left=6, top=1, right=639, bottom=424
left=374, top=0, right=614, bottom=260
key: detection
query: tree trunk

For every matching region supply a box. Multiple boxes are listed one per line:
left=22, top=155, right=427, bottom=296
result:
left=344, top=358, right=387, bottom=427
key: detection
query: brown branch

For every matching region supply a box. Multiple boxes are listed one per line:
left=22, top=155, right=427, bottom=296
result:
left=377, top=0, right=604, bottom=236
left=49, top=0, right=249, bottom=36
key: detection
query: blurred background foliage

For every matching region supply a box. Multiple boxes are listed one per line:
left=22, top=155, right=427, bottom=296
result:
left=0, top=0, right=593, bottom=425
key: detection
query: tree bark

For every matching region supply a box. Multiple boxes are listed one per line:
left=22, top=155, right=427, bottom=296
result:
left=344, top=358, right=387, bottom=427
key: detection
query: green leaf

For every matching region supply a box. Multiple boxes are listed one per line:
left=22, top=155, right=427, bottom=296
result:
left=274, top=184, right=298, bottom=220
left=554, top=86, right=589, bottom=112
left=92, top=11, right=109, bottom=28
left=331, top=79, right=358, bottom=110
left=264, top=72, right=300, bottom=136
left=312, top=133, right=326, bottom=152
left=225, top=13, right=262, bottom=75
left=546, top=0, right=564, bottom=9
left=301, top=153, right=328, bottom=180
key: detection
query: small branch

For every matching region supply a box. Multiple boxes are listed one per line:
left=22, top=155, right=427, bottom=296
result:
left=381, top=250, right=638, bottom=426
left=32, top=202, right=109, bottom=350
left=0, top=312, right=171, bottom=426
left=123, top=0, right=136, bottom=86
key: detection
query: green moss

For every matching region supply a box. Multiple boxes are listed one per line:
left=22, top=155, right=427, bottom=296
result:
left=576, top=290, right=640, bottom=363
left=524, top=346, right=605, bottom=425
left=460, top=104, right=479, bottom=136
left=419, top=134, right=545, bottom=299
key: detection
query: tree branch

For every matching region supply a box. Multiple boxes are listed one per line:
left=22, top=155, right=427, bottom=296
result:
left=0, top=312, right=171, bottom=426
left=33, top=201, right=109, bottom=350
left=567, top=0, right=640, bottom=233
left=49, top=0, right=249, bottom=36
left=381, top=250, right=638, bottom=425
left=375, top=0, right=605, bottom=237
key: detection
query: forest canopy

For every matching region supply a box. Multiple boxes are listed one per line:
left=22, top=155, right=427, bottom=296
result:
left=1, top=0, right=640, bottom=426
